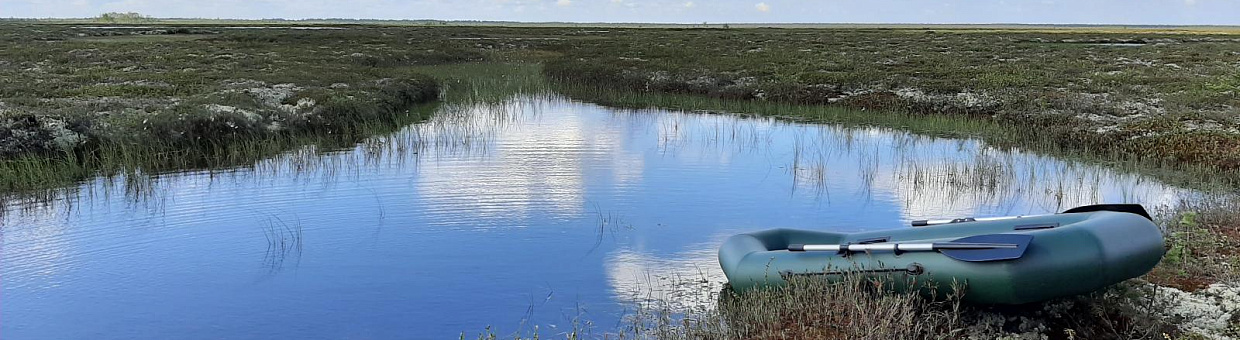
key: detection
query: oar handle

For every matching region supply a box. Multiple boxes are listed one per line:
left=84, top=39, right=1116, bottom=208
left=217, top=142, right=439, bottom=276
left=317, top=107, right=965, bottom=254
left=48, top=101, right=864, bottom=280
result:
left=912, top=215, right=1029, bottom=227
left=787, top=244, right=839, bottom=252
left=788, top=243, right=925, bottom=252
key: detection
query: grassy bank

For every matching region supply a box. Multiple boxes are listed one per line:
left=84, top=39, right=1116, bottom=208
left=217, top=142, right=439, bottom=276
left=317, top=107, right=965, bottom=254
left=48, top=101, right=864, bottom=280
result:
left=540, top=28, right=1240, bottom=184
left=469, top=276, right=1191, bottom=340
left=7, top=24, right=1240, bottom=191
left=0, top=25, right=467, bottom=191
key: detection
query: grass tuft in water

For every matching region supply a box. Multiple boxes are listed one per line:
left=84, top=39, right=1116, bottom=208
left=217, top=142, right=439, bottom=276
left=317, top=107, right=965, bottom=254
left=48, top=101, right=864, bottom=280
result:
left=261, top=215, right=304, bottom=270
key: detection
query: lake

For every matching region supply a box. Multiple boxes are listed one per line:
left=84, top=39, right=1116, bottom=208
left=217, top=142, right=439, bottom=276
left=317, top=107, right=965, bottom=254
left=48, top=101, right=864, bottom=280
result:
left=0, top=83, right=1188, bottom=339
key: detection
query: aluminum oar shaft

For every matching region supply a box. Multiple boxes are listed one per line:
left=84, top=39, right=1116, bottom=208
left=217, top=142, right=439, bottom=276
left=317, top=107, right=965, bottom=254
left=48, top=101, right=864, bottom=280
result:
left=789, top=242, right=1017, bottom=252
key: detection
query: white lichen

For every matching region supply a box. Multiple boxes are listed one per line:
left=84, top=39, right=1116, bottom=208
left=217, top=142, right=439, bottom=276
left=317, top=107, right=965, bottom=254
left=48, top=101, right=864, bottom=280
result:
left=220, top=79, right=268, bottom=89
left=96, top=80, right=172, bottom=88
left=278, top=97, right=317, bottom=113
left=954, top=92, right=998, bottom=108
left=203, top=104, right=263, bottom=122
left=244, top=83, right=301, bottom=108
left=42, top=118, right=85, bottom=151
left=1157, top=283, right=1240, bottom=339
left=892, top=88, right=999, bottom=109
left=1115, top=57, right=1158, bottom=67
left=686, top=75, right=718, bottom=88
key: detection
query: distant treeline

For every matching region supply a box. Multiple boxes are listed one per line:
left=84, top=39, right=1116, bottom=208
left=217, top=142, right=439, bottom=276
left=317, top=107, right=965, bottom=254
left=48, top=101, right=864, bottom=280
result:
left=98, top=12, right=153, bottom=23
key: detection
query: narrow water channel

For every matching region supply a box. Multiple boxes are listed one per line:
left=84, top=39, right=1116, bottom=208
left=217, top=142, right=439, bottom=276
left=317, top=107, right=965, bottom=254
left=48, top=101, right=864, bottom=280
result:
left=1, top=78, right=1188, bottom=339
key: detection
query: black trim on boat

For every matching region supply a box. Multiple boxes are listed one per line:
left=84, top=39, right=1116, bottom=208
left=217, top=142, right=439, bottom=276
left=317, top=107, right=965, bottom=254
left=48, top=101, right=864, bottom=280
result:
left=1014, top=223, right=1059, bottom=230
left=857, top=237, right=891, bottom=244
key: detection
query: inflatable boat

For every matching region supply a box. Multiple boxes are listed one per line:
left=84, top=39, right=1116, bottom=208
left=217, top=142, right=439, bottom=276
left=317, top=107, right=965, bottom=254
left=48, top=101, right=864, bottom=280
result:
left=718, top=205, right=1164, bottom=304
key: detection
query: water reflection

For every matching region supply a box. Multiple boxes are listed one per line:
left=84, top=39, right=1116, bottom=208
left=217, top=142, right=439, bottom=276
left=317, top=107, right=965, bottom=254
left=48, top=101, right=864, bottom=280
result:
left=409, top=98, right=647, bottom=225
left=605, top=238, right=728, bottom=312
left=0, top=93, right=1195, bottom=339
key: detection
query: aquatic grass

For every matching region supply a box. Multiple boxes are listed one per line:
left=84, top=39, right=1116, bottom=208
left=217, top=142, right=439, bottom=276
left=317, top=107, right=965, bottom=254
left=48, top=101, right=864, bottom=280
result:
left=471, top=271, right=1189, bottom=339
left=599, top=96, right=1183, bottom=215
left=0, top=109, right=431, bottom=219
left=0, top=63, right=560, bottom=219
left=576, top=204, right=640, bottom=257
left=789, top=134, right=832, bottom=195
left=547, top=80, right=1240, bottom=195
left=3, top=62, right=1190, bottom=233
left=261, top=214, right=304, bottom=270
left=539, top=27, right=1240, bottom=190
left=0, top=78, right=440, bottom=190
left=412, top=63, right=555, bottom=103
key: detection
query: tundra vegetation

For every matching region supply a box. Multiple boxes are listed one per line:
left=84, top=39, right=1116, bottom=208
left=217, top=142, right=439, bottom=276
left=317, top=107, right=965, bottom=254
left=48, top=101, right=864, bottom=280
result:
left=2, top=21, right=1240, bottom=339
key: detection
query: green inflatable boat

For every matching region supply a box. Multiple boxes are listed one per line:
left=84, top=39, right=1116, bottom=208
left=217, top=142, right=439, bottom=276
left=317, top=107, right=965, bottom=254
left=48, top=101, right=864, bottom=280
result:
left=718, top=204, right=1164, bottom=304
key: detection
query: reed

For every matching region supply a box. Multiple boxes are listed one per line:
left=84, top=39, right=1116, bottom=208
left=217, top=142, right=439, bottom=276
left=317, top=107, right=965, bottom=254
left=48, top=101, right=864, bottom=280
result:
left=546, top=80, right=1240, bottom=194
left=261, top=215, right=304, bottom=270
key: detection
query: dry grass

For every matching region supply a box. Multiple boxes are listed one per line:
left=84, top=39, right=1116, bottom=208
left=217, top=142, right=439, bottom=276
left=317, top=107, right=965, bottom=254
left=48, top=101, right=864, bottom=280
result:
left=1148, top=198, right=1240, bottom=291
left=466, top=273, right=1193, bottom=339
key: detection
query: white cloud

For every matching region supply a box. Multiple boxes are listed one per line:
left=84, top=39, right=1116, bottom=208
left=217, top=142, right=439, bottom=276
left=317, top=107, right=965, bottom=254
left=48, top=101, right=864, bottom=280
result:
left=557, top=0, right=572, bottom=6
left=755, top=2, right=770, bottom=12
left=684, top=1, right=695, bottom=8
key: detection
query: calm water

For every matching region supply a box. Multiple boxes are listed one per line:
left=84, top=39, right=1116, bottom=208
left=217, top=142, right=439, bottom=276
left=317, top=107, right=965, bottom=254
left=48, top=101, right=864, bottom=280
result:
left=1, top=94, right=1187, bottom=339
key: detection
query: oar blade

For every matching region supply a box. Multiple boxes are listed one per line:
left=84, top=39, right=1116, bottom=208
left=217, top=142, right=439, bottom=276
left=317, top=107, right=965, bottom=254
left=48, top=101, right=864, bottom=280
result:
left=1062, top=204, right=1151, bottom=221
left=939, top=234, right=1033, bottom=262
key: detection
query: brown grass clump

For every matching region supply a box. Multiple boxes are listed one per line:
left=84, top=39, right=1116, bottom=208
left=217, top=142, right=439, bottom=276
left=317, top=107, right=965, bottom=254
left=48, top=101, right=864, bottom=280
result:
left=707, top=276, right=964, bottom=340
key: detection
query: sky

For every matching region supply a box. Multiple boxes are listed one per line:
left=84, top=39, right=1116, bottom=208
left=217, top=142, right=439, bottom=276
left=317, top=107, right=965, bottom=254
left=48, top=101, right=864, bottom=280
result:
left=1, top=0, right=1238, bottom=25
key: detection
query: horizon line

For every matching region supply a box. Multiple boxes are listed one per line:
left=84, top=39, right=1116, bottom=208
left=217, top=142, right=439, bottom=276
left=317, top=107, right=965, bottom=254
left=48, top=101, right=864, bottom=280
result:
left=4, top=17, right=1240, bottom=28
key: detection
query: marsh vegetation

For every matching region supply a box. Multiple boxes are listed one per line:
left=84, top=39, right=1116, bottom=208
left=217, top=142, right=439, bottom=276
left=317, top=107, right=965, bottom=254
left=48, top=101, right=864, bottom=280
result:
left=5, top=24, right=1240, bottom=191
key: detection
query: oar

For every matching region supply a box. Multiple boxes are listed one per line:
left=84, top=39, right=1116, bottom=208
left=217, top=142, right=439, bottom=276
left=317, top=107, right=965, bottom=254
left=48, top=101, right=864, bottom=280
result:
left=911, top=204, right=1151, bottom=227
left=788, top=234, right=1033, bottom=262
